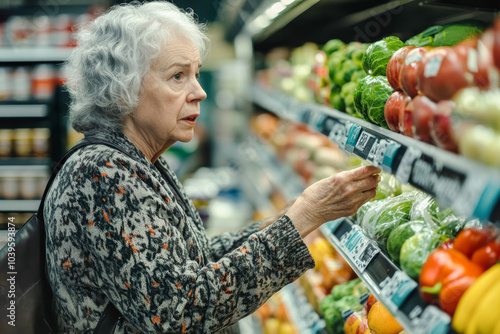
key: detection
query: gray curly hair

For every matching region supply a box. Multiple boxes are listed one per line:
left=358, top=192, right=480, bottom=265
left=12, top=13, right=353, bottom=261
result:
left=64, top=1, right=210, bottom=134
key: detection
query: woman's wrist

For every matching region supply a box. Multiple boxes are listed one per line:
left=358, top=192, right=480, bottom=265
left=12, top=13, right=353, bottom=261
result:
left=284, top=198, right=322, bottom=238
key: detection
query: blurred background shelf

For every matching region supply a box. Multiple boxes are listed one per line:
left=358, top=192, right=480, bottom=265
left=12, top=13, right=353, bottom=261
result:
left=0, top=199, right=39, bottom=212
left=0, top=47, right=74, bottom=63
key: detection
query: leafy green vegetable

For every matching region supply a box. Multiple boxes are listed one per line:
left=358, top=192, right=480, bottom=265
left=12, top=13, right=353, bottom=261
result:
left=322, top=295, right=363, bottom=334
left=334, top=59, right=361, bottom=86
left=362, top=36, right=405, bottom=76
left=353, top=75, right=393, bottom=127
left=400, top=231, right=445, bottom=279
left=340, top=81, right=358, bottom=116
left=433, top=22, right=485, bottom=47
left=330, top=278, right=361, bottom=300
left=328, top=52, right=346, bottom=82
left=323, top=39, right=346, bottom=56
left=373, top=172, right=402, bottom=201
left=387, top=220, right=431, bottom=263
left=405, top=25, right=443, bottom=47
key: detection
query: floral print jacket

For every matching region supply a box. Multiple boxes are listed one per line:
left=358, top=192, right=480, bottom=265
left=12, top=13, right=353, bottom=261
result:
left=44, top=131, right=315, bottom=333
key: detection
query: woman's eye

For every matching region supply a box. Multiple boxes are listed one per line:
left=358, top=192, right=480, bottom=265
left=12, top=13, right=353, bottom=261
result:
left=173, top=73, right=183, bottom=80
left=195, top=73, right=200, bottom=80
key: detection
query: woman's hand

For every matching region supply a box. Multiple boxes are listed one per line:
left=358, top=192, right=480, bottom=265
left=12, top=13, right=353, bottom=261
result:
left=286, top=165, right=381, bottom=237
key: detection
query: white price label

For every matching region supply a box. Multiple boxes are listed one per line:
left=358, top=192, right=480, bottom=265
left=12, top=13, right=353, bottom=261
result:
left=329, top=122, right=348, bottom=150
left=367, top=139, right=391, bottom=168
left=380, top=271, right=417, bottom=312
left=355, top=131, right=375, bottom=152
left=339, top=227, right=379, bottom=272
left=411, top=306, right=450, bottom=334
left=395, top=147, right=421, bottom=184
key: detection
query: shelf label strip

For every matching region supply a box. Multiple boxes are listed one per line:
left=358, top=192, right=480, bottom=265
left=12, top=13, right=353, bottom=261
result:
left=394, top=146, right=421, bottom=184
left=338, top=226, right=379, bottom=272
left=379, top=271, right=417, bottom=312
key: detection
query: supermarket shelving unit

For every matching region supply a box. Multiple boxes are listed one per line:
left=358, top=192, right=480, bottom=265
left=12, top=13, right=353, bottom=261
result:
left=222, top=0, right=500, bottom=333
left=0, top=47, right=71, bottom=226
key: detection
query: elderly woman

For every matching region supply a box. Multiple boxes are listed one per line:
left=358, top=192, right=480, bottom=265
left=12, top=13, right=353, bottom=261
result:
left=44, top=2, right=380, bottom=333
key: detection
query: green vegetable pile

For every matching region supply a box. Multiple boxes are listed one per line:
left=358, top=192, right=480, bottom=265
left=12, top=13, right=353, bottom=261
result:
left=356, top=189, right=476, bottom=279
left=320, top=278, right=367, bottom=334
left=321, top=39, right=368, bottom=117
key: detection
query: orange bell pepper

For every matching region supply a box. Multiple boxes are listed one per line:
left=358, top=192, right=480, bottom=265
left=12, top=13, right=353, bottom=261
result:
left=419, top=248, right=484, bottom=316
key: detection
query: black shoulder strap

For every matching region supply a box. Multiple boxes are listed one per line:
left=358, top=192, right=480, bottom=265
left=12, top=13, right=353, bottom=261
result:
left=38, top=138, right=125, bottom=333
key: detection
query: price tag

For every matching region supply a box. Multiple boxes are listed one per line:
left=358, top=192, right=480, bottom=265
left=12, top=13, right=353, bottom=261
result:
left=318, top=116, right=337, bottom=136
left=379, top=271, right=417, bottom=312
left=355, top=131, right=377, bottom=160
left=345, top=124, right=362, bottom=154
left=395, top=146, right=421, bottom=184
left=382, top=142, right=402, bottom=173
left=329, top=121, right=348, bottom=150
left=454, top=174, right=489, bottom=218
left=367, top=139, right=392, bottom=168
left=339, top=227, right=379, bottom=272
left=411, top=306, right=450, bottom=334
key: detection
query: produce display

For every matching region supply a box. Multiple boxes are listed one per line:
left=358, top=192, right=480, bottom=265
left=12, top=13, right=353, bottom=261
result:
left=258, top=17, right=500, bottom=168
left=251, top=17, right=500, bottom=333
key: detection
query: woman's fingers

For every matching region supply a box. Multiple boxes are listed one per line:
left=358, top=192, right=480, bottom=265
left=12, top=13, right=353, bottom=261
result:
left=346, top=165, right=381, bottom=180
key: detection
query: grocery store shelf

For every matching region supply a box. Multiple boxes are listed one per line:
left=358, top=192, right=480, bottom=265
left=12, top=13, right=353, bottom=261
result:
left=241, top=135, right=453, bottom=334
left=0, top=157, right=51, bottom=168
left=281, top=283, right=327, bottom=334
left=0, top=47, right=74, bottom=62
left=251, top=84, right=500, bottom=225
left=0, top=104, right=48, bottom=118
left=319, top=219, right=451, bottom=334
left=0, top=200, right=39, bottom=212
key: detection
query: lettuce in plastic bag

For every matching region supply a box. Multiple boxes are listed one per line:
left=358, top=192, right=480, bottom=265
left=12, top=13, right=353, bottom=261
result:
left=400, top=231, right=446, bottom=279
left=360, top=191, right=419, bottom=249
left=386, top=220, right=432, bottom=263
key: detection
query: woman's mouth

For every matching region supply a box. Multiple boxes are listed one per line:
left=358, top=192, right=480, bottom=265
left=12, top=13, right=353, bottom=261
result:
left=181, top=114, right=198, bottom=124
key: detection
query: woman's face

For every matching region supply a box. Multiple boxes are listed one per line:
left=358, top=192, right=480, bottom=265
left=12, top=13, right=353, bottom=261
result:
left=133, top=37, right=207, bottom=149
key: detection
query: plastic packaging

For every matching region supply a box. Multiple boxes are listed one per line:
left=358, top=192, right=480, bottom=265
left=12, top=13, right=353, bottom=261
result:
left=359, top=190, right=420, bottom=249
left=386, top=220, right=434, bottom=263
left=400, top=230, right=445, bottom=279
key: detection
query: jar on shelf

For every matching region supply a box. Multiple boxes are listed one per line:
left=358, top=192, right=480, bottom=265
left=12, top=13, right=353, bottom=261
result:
left=0, top=129, right=13, bottom=157
left=31, top=65, right=55, bottom=100
left=19, top=172, right=38, bottom=199
left=0, top=67, right=12, bottom=101
left=13, top=128, right=32, bottom=157
left=1, top=172, right=19, bottom=199
left=37, top=175, right=49, bottom=198
left=32, top=128, right=50, bottom=157
left=11, top=67, right=31, bottom=101
left=33, top=15, right=52, bottom=47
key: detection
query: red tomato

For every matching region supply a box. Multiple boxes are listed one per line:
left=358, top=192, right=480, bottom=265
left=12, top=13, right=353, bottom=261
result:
left=387, top=45, right=416, bottom=91
left=385, top=91, right=410, bottom=133
left=453, top=228, right=496, bottom=258
left=471, top=240, right=500, bottom=270
left=417, top=47, right=473, bottom=102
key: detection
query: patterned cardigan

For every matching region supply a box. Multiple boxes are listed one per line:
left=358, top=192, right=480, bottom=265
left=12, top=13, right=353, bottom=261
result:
left=44, top=131, right=315, bottom=333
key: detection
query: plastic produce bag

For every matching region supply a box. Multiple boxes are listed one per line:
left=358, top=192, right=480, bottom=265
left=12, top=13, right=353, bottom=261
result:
left=400, top=231, right=446, bottom=279
left=386, top=220, right=433, bottom=263
left=372, top=172, right=402, bottom=201
left=359, top=191, right=419, bottom=249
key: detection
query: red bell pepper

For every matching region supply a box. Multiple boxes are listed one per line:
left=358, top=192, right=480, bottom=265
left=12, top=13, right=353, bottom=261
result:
left=419, top=248, right=484, bottom=316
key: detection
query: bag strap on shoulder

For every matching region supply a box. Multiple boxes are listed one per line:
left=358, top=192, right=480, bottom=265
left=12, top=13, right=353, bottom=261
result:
left=38, top=138, right=126, bottom=333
